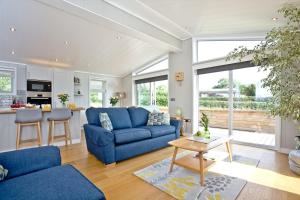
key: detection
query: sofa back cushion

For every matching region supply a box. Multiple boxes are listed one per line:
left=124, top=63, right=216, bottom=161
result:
left=127, top=107, right=150, bottom=127
left=86, top=107, right=132, bottom=129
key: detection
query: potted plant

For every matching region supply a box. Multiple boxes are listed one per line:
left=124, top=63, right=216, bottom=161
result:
left=195, top=113, right=211, bottom=139
left=109, top=96, right=119, bottom=107
left=57, top=94, right=69, bottom=107
left=226, top=6, right=300, bottom=141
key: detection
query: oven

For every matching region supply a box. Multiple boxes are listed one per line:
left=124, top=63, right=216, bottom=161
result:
left=27, top=80, right=52, bottom=107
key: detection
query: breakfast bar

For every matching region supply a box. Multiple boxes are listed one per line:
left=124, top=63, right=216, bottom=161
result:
left=0, top=108, right=84, bottom=152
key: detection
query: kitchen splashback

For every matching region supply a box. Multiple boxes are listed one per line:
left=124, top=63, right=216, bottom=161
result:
left=0, top=90, right=26, bottom=107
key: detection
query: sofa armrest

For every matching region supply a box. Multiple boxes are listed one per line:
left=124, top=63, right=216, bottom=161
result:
left=0, top=146, right=61, bottom=180
left=84, top=124, right=114, bottom=146
left=170, top=119, right=182, bottom=138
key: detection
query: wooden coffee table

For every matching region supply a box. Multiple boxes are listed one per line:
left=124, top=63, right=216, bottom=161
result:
left=168, top=137, right=232, bottom=186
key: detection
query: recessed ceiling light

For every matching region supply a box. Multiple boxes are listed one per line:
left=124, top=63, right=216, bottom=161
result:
left=10, top=27, right=16, bottom=32
left=11, top=51, right=15, bottom=55
left=65, top=41, right=69, bottom=45
left=116, top=35, right=121, bottom=40
left=272, top=17, right=278, bottom=21
left=55, top=58, right=58, bottom=62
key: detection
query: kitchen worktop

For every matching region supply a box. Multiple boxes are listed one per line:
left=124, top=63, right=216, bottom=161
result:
left=0, top=107, right=85, bottom=114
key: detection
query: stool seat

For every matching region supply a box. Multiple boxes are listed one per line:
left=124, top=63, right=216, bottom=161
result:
left=47, top=108, right=72, bottom=121
left=15, top=109, right=42, bottom=123
left=15, top=109, right=42, bottom=149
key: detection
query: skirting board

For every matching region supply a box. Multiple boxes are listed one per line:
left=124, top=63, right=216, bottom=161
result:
left=0, top=138, right=81, bottom=153
left=278, top=148, right=293, bottom=154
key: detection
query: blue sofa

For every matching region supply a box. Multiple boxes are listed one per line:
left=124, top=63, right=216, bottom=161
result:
left=84, top=107, right=182, bottom=165
left=0, top=146, right=105, bottom=200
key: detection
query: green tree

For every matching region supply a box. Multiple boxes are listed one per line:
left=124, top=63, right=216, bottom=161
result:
left=0, top=76, right=11, bottom=92
left=138, top=84, right=151, bottom=106
left=156, top=85, right=168, bottom=107
left=239, top=84, right=256, bottom=97
left=213, top=78, right=229, bottom=89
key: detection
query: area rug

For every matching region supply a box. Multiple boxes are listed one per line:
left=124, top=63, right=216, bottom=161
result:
left=134, top=152, right=259, bottom=200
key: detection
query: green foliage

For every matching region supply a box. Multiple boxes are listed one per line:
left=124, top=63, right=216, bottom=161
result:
left=110, top=96, right=119, bottom=106
left=213, top=78, right=230, bottom=89
left=200, top=113, right=209, bottom=131
left=240, top=84, right=256, bottom=96
left=90, top=92, right=102, bottom=107
left=155, top=85, right=168, bottom=107
left=137, top=84, right=151, bottom=106
left=0, top=76, right=11, bottom=92
left=227, top=6, right=300, bottom=121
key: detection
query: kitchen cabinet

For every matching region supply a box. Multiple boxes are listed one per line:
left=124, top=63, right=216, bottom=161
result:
left=27, top=65, right=53, bottom=81
left=53, top=68, right=74, bottom=107
left=16, top=65, right=27, bottom=91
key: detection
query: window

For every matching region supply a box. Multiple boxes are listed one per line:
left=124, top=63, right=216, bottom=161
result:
left=89, top=78, right=105, bottom=107
left=197, top=40, right=261, bottom=62
left=0, top=67, right=16, bottom=95
left=135, top=58, right=168, bottom=75
left=135, top=76, right=168, bottom=112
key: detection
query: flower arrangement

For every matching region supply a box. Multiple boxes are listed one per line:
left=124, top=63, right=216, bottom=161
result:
left=57, top=94, right=69, bottom=107
left=109, top=96, right=119, bottom=106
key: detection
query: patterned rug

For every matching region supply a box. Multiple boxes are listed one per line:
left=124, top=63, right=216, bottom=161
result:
left=134, top=151, right=259, bottom=200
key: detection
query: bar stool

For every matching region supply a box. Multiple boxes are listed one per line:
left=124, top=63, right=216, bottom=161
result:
left=15, top=109, right=43, bottom=149
left=47, top=108, right=72, bottom=146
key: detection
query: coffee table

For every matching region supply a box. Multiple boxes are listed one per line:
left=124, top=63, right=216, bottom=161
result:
left=168, top=137, right=232, bottom=186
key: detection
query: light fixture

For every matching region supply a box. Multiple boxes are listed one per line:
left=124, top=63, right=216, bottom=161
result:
left=65, top=41, right=69, bottom=45
left=116, top=35, right=121, bottom=40
left=11, top=51, right=15, bottom=55
left=10, top=27, right=16, bottom=32
left=55, top=58, right=58, bottom=62
left=272, top=17, right=278, bottom=21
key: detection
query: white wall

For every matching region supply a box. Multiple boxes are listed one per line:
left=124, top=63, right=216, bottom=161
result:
left=122, top=74, right=133, bottom=107
left=168, top=39, right=193, bottom=133
left=74, top=71, right=122, bottom=126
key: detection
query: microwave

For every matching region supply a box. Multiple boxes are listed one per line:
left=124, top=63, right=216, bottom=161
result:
left=27, top=80, right=52, bottom=92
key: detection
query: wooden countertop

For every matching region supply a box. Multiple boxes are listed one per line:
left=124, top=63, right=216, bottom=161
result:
left=0, top=107, right=85, bottom=114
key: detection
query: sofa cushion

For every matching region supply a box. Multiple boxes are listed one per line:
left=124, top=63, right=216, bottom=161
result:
left=86, top=107, right=132, bottom=129
left=0, top=165, right=105, bottom=200
left=113, top=128, right=151, bottom=145
left=99, top=113, right=113, bottom=131
left=140, top=125, right=175, bottom=138
left=0, top=165, right=8, bottom=181
left=147, top=112, right=170, bottom=126
left=127, top=107, right=149, bottom=127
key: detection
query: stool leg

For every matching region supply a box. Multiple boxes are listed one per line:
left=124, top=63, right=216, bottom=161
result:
left=63, top=121, right=68, bottom=146
left=37, top=122, right=42, bottom=147
left=51, top=121, right=55, bottom=145
left=16, top=123, right=21, bottom=149
left=48, top=121, right=51, bottom=145
left=66, top=120, right=72, bottom=145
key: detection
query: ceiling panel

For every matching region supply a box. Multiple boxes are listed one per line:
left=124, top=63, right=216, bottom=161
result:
left=0, top=0, right=167, bottom=76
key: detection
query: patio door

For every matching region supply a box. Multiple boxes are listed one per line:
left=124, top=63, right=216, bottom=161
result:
left=197, top=63, right=276, bottom=148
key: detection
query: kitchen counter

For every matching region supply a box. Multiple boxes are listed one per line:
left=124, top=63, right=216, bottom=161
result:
left=0, top=107, right=85, bottom=114
left=0, top=107, right=85, bottom=152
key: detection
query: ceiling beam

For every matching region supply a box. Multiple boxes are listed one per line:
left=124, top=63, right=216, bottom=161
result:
left=35, top=0, right=182, bottom=52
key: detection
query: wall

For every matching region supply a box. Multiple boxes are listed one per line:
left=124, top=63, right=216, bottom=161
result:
left=74, top=71, right=122, bottom=126
left=122, top=74, right=133, bottom=107
left=168, top=39, right=193, bottom=133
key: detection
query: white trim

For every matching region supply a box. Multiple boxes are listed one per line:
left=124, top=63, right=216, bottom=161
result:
left=132, top=69, right=168, bottom=81
left=132, top=55, right=168, bottom=76
left=278, top=148, right=293, bottom=154
left=192, top=71, right=199, bottom=133
left=194, top=35, right=265, bottom=41
left=74, top=70, right=121, bottom=78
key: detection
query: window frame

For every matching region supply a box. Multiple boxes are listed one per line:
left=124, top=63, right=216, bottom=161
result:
left=0, top=66, right=17, bottom=95
left=88, top=77, right=106, bottom=108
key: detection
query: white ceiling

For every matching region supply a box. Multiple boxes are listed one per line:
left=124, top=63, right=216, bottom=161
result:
left=0, top=0, right=169, bottom=77
left=1, top=0, right=299, bottom=76
left=107, top=0, right=298, bottom=39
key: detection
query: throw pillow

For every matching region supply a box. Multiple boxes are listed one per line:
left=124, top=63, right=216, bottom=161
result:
left=99, top=113, right=113, bottom=131
left=0, top=165, right=8, bottom=181
left=147, top=112, right=170, bottom=126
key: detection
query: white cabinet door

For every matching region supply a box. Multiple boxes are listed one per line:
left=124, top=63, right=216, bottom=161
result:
left=53, top=68, right=74, bottom=107
left=27, top=65, right=53, bottom=81
left=17, top=65, right=27, bottom=91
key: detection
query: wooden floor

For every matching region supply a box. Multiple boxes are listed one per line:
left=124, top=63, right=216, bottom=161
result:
left=60, top=137, right=300, bottom=200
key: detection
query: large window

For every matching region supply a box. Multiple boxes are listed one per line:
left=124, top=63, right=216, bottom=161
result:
left=89, top=78, right=105, bottom=107
left=197, top=40, right=260, bottom=62
left=136, top=76, right=168, bottom=112
left=0, top=67, right=16, bottom=95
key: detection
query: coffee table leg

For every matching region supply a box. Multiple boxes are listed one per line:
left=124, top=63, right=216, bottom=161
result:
left=198, top=152, right=205, bottom=186
left=225, top=141, right=233, bottom=162
left=169, top=147, right=178, bottom=173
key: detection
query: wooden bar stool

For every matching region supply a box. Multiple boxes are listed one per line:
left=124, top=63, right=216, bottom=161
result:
left=47, top=108, right=72, bottom=146
left=15, top=109, right=43, bottom=149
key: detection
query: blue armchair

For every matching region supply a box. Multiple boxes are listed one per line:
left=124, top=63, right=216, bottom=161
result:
left=84, top=107, right=182, bottom=165
left=0, top=146, right=106, bottom=200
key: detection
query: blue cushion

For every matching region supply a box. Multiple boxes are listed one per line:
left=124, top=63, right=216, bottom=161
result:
left=0, top=146, right=61, bottom=180
left=127, top=107, right=149, bottom=127
left=113, top=128, right=151, bottom=145
left=86, top=107, right=132, bottom=129
left=0, top=165, right=105, bottom=200
left=140, top=125, right=175, bottom=138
